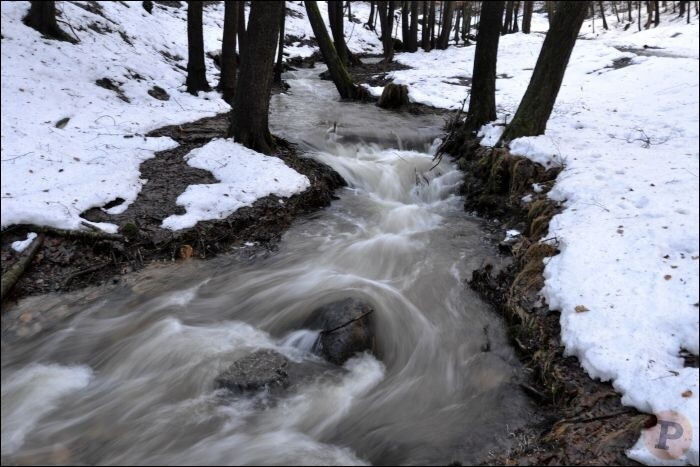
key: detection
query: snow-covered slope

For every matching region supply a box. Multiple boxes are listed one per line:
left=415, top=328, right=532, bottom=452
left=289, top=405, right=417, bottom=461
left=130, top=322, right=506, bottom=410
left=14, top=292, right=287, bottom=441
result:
left=372, top=11, right=699, bottom=465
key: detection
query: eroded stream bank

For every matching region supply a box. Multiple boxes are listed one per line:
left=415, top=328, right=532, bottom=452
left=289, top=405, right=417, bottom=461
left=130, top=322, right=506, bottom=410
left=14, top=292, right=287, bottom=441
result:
left=2, top=67, right=534, bottom=465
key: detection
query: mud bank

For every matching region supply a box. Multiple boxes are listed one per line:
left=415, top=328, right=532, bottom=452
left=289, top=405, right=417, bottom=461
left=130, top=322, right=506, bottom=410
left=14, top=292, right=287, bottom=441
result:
left=455, top=139, right=650, bottom=465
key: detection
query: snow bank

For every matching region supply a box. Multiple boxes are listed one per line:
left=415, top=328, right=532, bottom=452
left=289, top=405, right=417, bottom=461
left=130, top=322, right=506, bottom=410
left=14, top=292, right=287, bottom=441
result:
left=378, top=10, right=699, bottom=465
left=162, top=139, right=310, bottom=230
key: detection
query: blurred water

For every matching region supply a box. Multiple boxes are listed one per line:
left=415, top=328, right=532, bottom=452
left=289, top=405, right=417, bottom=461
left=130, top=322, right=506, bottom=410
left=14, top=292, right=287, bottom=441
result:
left=0, top=67, right=531, bottom=465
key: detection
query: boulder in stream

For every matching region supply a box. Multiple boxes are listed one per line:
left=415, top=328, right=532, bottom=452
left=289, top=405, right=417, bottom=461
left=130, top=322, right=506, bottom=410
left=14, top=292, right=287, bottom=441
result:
left=377, top=83, right=409, bottom=109
left=305, top=298, right=376, bottom=365
left=215, top=349, right=289, bottom=393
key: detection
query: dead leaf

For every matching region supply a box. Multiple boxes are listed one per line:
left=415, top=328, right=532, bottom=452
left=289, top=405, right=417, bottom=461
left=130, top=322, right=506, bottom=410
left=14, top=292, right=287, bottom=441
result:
left=682, top=390, right=692, bottom=398
left=575, top=305, right=590, bottom=313
left=664, top=275, right=672, bottom=280
left=178, top=244, right=193, bottom=260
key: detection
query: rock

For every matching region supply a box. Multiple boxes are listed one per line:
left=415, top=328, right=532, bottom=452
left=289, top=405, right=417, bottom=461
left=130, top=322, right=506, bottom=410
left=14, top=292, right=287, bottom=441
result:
left=305, top=298, right=376, bottom=365
left=148, top=85, right=170, bottom=101
left=377, top=83, right=409, bottom=109
left=215, top=349, right=289, bottom=393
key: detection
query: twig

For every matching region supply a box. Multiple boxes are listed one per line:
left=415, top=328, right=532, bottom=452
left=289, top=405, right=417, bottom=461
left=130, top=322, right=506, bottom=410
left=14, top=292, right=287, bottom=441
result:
left=56, top=18, right=81, bottom=42
left=62, top=262, right=109, bottom=288
left=320, top=310, right=374, bottom=335
left=1, top=152, right=34, bottom=162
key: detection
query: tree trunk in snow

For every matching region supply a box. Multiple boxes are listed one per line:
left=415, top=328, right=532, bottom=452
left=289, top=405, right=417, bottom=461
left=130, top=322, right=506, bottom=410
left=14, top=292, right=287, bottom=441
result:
left=453, top=7, right=461, bottom=44
left=500, top=1, right=590, bottom=143
left=237, top=1, right=247, bottom=51
left=228, top=1, right=283, bottom=154
left=24, top=1, right=74, bottom=42
left=402, top=1, right=410, bottom=45
left=142, top=1, right=153, bottom=14
left=274, top=2, right=285, bottom=83
left=186, top=1, right=210, bottom=95
left=421, top=1, right=430, bottom=50
left=462, top=1, right=505, bottom=135
left=367, top=1, right=376, bottom=30
left=428, top=0, right=436, bottom=49
left=546, top=1, right=555, bottom=24
left=437, top=1, right=454, bottom=49
left=503, top=1, right=514, bottom=34
left=599, top=1, right=609, bottom=29
left=406, top=0, right=419, bottom=51
left=654, top=0, right=660, bottom=25
left=219, top=1, right=238, bottom=104
left=304, top=0, right=365, bottom=99
left=522, top=1, right=533, bottom=33
left=378, top=1, right=396, bottom=62
left=328, top=1, right=349, bottom=66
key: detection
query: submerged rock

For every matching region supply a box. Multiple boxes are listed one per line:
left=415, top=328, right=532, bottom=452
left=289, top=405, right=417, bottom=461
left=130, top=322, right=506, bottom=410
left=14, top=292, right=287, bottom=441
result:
left=215, top=349, right=289, bottom=393
left=305, top=298, right=376, bottom=365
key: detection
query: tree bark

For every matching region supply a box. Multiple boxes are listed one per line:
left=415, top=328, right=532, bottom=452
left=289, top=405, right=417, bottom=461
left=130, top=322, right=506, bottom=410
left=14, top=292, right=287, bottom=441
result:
left=328, top=1, right=349, bottom=66
left=500, top=1, right=590, bottom=143
left=453, top=6, right=461, bottom=44
left=653, top=0, right=660, bottom=25
left=237, top=1, right=247, bottom=51
left=421, top=1, right=430, bottom=50
left=186, top=1, right=210, bottom=95
left=522, top=1, right=533, bottom=33
left=512, top=1, right=520, bottom=32
left=402, top=1, right=410, bottom=45
left=546, top=1, right=555, bottom=24
left=437, top=1, right=454, bottom=49
left=228, top=1, right=284, bottom=154
left=24, top=1, right=74, bottom=42
left=367, top=1, right=376, bottom=29
left=274, top=2, right=286, bottom=83
left=428, top=0, right=436, bottom=49
left=304, top=1, right=365, bottom=99
left=462, top=1, right=505, bottom=135
left=219, top=1, right=238, bottom=104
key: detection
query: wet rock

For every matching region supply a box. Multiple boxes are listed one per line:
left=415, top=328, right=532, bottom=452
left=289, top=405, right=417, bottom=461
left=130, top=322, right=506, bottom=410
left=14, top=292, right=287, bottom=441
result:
left=215, top=349, right=290, bottom=393
left=305, top=298, right=376, bottom=365
left=377, top=83, right=409, bottom=109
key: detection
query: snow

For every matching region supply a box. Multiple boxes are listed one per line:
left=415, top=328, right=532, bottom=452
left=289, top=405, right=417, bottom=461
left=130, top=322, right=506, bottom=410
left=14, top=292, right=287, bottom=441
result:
left=162, top=139, right=310, bottom=230
left=374, top=10, right=699, bottom=466
left=1, top=1, right=354, bottom=233
left=10, top=232, right=37, bottom=253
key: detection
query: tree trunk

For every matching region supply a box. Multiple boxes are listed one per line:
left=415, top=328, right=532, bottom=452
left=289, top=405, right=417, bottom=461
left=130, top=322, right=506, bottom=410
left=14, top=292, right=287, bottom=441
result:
left=328, top=1, right=350, bottom=66
left=237, top=1, right=247, bottom=51
left=143, top=1, right=153, bottom=14
left=421, top=1, right=430, bottom=50
left=428, top=0, right=436, bottom=49
left=453, top=6, right=461, bottom=44
left=304, top=0, right=364, bottom=99
left=219, top=1, right=238, bottom=104
left=437, top=1, right=454, bottom=49
left=612, top=0, right=621, bottom=22
left=462, top=1, right=505, bottom=135
left=503, top=1, right=515, bottom=34
left=228, top=1, right=284, bottom=154
left=637, top=0, right=642, bottom=31
left=24, top=1, right=74, bottom=42
left=628, top=0, right=633, bottom=21
left=546, top=1, right=555, bottom=24
left=654, top=0, right=660, bottom=25
left=599, top=1, right=609, bottom=29
left=186, top=1, right=210, bottom=94
left=407, top=1, right=419, bottom=51
left=402, top=1, right=410, bottom=45
left=378, top=1, right=396, bottom=61
left=512, top=1, right=520, bottom=32
left=522, top=1, right=533, bottom=33
left=367, top=1, right=376, bottom=29
left=274, top=2, right=285, bottom=83
left=500, top=1, right=590, bottom=143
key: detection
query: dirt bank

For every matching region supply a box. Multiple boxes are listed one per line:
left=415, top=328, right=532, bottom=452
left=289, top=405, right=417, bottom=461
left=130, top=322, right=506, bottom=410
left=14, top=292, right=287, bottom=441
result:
left=0, top=113, right=344, bottom=306
left=452, top=138, right=650, bottom=465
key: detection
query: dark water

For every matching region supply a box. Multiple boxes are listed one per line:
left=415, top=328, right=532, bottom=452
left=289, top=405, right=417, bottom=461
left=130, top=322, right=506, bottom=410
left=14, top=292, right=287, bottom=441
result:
left=1, top=67, right=531, bottom=465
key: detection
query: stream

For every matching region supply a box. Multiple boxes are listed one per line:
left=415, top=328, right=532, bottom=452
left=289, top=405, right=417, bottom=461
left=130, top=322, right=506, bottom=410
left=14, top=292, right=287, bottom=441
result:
left=1, top=67, right=532, bottom=465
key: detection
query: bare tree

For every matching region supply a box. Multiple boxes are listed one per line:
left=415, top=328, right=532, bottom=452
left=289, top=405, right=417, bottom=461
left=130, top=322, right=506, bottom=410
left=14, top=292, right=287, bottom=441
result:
left=228, top=1, right=284, bottom=154
left=186, top=1, right=210, bottom=95
left=218, top=1, right=238, bottom=104
left=407, top=0, right=419, bottom=51
left=599, top=1, right=609, bottom=29
left=437, top=1, right=454, bottom=49
left=522, top=0, right=534, bottom=33
left=500, top=1, right=591, bottom=143
left=377, top=1, right=396, bottom=61
left=274, top=2, right=285, bottom=83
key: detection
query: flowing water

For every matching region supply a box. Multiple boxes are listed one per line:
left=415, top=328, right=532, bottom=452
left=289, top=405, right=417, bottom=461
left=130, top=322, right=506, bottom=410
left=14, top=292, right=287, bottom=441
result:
left=1, top=68, right=532, bottom=465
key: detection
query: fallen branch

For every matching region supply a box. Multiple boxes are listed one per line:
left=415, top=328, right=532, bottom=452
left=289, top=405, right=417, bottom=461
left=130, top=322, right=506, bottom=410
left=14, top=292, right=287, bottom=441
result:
left=1, top=225, right=124, bottom=242
left=62, top=262, right=110, bottom=288
left=1, top=233, right=45, bottom=304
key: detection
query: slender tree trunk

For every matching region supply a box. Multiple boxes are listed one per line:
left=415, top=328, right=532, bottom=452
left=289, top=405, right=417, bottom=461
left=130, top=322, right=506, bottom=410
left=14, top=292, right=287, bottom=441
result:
left=219, top=1, right=238, bottom=104
left=453, top=6, right=461, bottom=44
left=274, top=2, right=286, bottom=83
left=378, top=1, right=396, bottom=61
left=462, top=1, right=505, bottom=135
left=546, top=1, right=555, bottom=24
left=228, top=1, right=284, bottom=154
left=638, top=0, right=642, bottom=30
left=186, top=1, right=210, bottom=94
left=422, top=1, right=430, bottom=50
left=512, top=1, right=520, bottom=32
left=612, top=0, right=621, bottom=21
left=24, top=1, right=74, bottom=42
left=328, top=1, right=350, bottom=66
left=522, top=1, right=533, bottom=33
left=402, top=1, right=410, bottom=45
left=502, top=1, right=514, bottom=34
left=367, top=1, right=376, bottom=29
left=428, top=0, right=436, bottom=49
left=628, top=0, right=633, bottom=21
left=599, top=1, right=609, bottom=29
left=500, top=1, right=590, bottom=143
left=437, top=1, right=454, bottom=49
left=654, top=0, right=660, bottom=25
left=304, top=0, right=365, bottom=99
left=408, top=0, right=419, bottom=51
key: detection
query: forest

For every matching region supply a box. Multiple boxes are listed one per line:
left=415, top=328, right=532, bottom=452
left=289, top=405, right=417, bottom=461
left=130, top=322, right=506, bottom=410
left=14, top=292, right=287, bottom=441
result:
left=1, top=1, right=698, bottom=466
